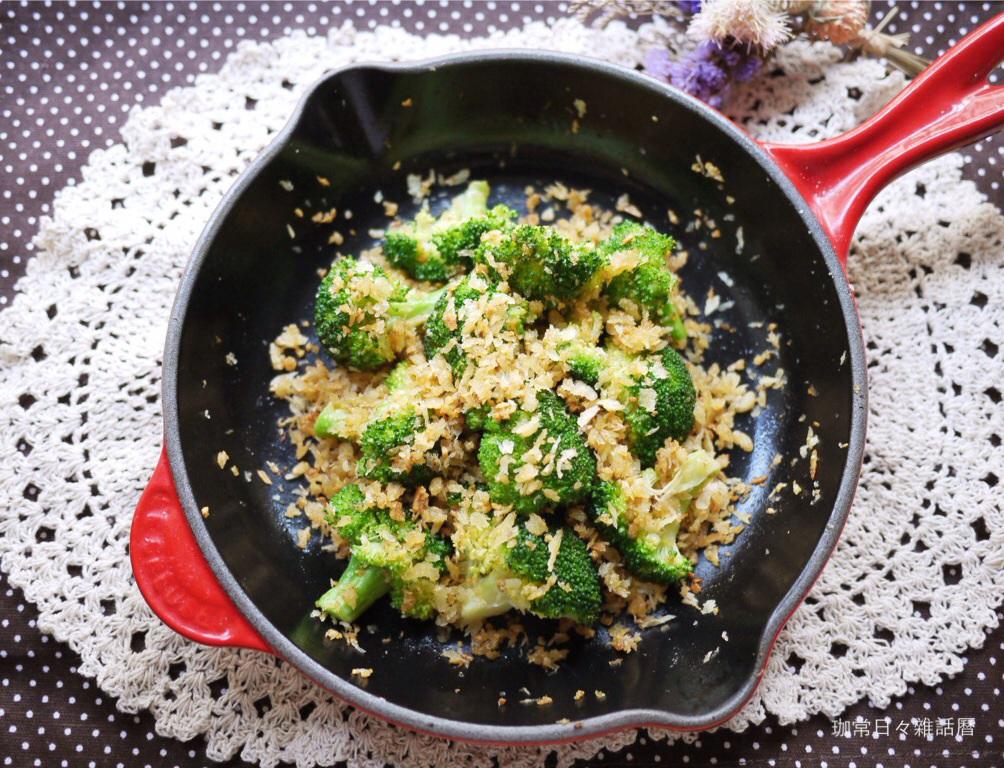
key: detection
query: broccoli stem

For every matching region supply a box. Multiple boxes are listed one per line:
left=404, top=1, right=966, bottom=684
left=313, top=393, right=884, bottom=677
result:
left=316, top=555, right=391, bottom=622
left=459, top=573, right=515, bottom=624
left=669, top=312, right=687, bottom=344
left=389, top=286, right=447, bottom=322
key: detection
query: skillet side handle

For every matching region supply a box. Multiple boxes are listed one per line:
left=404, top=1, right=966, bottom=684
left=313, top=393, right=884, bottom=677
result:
left=763, top=13, right=1004, bottom=261
left=131, top=446, right=273, bottom=654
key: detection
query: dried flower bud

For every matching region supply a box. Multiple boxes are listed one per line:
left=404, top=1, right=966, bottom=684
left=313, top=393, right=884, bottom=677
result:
left=803, top=0, right=870, bottom=45
left=688, top=0, right=792, bottom=51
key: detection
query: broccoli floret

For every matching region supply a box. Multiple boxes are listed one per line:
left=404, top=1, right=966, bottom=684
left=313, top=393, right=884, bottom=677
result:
left=598, top=346, right=696, bottom=467
left=357, top=411, right=434, bottom=485
left=559, top=343, right=696, bottom=466
left=621, top=347, right=696, bottom=466
left=355, top=363, right=437, bottom=486
left=588, top=451, right=718, bottom=583
left=383, top=180, right=516, bottom=282
left=464, top=404, right=492, bottom=432
left=314, top=257, right=443, bottom=370
left=423, top=272, right=528, bottom=379
left=555, top=312, right=606, bottom=386
left=477, top=391, right=597, bottom=515
left=565, top=346, right=605, bottom=386
left=316, top=484, right=451, bottom=622
left=600, top=222, right=686, bottom=343
left=431, top=204, right=516, bottom=267
left=475, top=224, right=603, bottom=301
left=455, top=517, right=602, bottom=625
left=314, top=359, right=424, bottom=442
left=314, top=362, right=444, bottom=484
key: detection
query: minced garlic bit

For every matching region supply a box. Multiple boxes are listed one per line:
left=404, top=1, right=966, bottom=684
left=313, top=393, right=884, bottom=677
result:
left=519, top=695, right=553, bottom=706
left=312, top=207, right=337, bottom=224
left=257, top=469, right=273, bottom=486
left=216, top=450, right=229, bottom=469
left=438, top=168, right=471, bottom=187
left=406, top=169, right=435, bottom=201
left=691, top=154, right=724, bottom=182
left=615, top=193, right=642, bottom=218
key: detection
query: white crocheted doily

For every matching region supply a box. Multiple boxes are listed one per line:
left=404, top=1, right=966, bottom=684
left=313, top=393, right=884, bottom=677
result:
left=1, top=18, right=1002, bottom=768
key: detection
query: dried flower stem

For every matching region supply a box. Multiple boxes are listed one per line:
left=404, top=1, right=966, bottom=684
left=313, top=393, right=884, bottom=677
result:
left=848, top=6, right=930, bottom=77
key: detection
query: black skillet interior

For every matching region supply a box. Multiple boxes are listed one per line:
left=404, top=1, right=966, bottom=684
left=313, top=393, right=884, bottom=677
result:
left=170, top=56, right=858, bottom=731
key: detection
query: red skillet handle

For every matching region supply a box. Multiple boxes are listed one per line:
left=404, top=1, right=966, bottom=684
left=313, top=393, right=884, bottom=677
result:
left=131, top=447, right=273, bottom=653
left=763, top=13, right=1004, bottom=260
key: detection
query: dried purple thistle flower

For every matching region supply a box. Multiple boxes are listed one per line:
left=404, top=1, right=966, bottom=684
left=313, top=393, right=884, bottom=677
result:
left=645, top=40, right=763, bottom=109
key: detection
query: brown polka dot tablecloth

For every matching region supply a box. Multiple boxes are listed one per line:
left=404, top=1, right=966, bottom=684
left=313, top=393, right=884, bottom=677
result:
left=1, top=2, right=1002, bottom=767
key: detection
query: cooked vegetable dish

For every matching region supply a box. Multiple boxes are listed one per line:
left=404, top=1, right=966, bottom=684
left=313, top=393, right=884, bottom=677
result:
left=270, top=179, right=765, bottom=663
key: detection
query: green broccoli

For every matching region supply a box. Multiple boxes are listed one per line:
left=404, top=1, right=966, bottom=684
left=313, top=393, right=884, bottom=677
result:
left=475, top=224, right=604, bottom=302
left=314, top=257, right=444, bottom=370
left=355, top=362, right=436, bottom=486
left=464, top=404, right=492, bottom=432
left=568, top=345, right=691, bottom=467
left=454, top=516, right=602, bottom=625
left=316, top=484, right=451, bottom=622
left=477, top=391, right=597, bottom=515
left=566, top=348, right=605, bottom=386
left=383, top=180, right=516, bottom=282
left=314, top=360, right=421, bottom=442
left=600, top=222, right=686, bottom=343
left=554, top=312, right=607, bottom=386
left=423, top=272, right=529, bottom=379
left=588, top=450, right=718, bottom=583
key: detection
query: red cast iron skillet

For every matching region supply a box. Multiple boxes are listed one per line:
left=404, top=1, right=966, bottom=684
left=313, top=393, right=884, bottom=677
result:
left=131, top=16, right=1004, bottom=743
